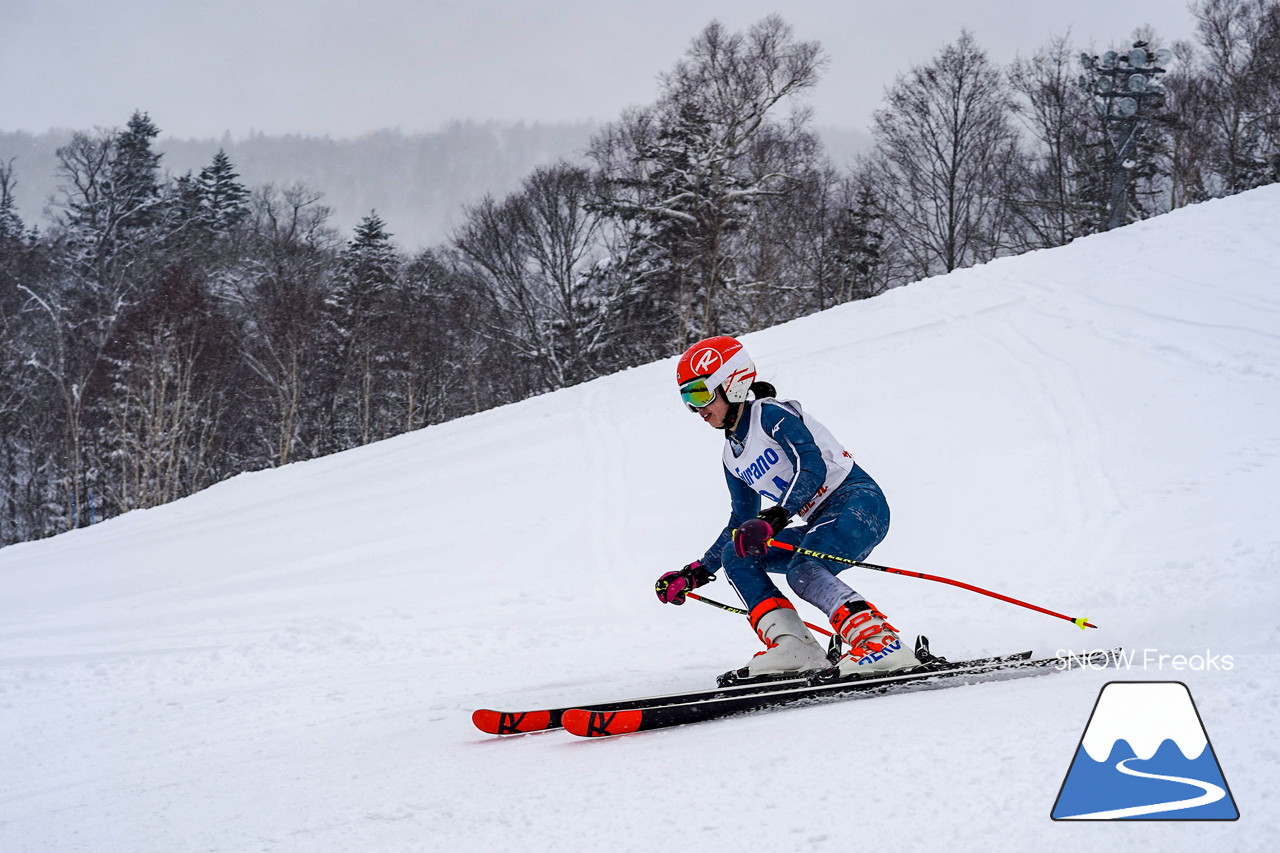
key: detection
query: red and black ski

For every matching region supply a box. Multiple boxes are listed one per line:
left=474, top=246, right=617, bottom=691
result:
left=472, top=641, right=1031, bottom=736
left=560, top=649, right=1121, bottom=738
left=471, top=671, right=815, bottom=735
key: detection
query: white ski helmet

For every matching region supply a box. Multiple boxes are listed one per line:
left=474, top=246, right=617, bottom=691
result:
left=676, top=336, right=757, bottom=411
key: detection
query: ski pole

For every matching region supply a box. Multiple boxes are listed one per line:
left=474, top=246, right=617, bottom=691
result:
left=766, top=540, right=1097, bottom=630
left=685, top=592, right=835, bottom=638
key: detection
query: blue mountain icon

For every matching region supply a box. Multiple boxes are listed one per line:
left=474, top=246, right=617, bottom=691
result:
left=1052, top=682, right=1238, bottom=821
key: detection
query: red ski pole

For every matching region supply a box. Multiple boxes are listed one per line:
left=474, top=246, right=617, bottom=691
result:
left=766, top=540, right=1097, bottom=630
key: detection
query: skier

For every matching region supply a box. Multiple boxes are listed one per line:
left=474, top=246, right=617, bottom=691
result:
left=655, top=335, right=921, bottom=682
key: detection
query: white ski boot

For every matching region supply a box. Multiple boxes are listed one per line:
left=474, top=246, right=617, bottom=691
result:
left=718, top=599, right=829, bottom=686
left=826, top=599, right=920, bottom=677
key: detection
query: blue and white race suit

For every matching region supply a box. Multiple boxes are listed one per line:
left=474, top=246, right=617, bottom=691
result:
left=700, top=398, right=890, bottom=620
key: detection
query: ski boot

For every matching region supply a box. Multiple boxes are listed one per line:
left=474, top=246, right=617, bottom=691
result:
left=717, top=598, right=829, bottom=686
left=809, top=599, right=922, bottom=684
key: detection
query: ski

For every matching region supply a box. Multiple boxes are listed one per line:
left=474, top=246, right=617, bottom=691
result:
left=560, top=648, right=1122, bottom=738
left=472, top=641, right=1031, bottom=735
left=472, top=671, right=822, bottom=735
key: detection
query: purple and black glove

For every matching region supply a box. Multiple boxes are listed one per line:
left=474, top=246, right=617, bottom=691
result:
left=733, top=506, right=790, bottom=558
left=655, top=561, right=715, bottom=605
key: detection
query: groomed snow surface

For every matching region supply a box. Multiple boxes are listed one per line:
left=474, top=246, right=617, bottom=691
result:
left=4, top=187, right=1280, bottom=851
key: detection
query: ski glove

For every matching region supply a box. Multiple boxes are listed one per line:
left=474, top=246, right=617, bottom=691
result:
left=655, top=561, right=714, bottom=605
left=733, top=506, right=790, bottom=558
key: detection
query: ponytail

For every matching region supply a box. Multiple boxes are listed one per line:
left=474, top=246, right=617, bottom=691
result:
left=749, top=381, right=777, bottom=400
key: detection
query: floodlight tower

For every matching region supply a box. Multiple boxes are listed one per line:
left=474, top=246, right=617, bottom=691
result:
left=1079, top=42, right=1172, bottom=230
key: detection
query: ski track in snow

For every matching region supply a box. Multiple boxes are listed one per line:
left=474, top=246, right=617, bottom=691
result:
left=3, top=187, right=1280, bottom=851
left=965, top=309, right=1119, bottom=551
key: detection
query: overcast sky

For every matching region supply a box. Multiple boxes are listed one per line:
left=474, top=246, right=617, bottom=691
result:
left=2, top=0, right=1198, bottom=140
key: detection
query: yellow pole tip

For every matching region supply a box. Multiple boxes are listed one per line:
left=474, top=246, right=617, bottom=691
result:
left=1073, top=616, right=1090, bottom=630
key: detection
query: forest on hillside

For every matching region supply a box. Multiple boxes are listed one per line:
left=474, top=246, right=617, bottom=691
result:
left=0, top=122, right=601, bottom=250
left=2, top=2, right=1278, bottom=546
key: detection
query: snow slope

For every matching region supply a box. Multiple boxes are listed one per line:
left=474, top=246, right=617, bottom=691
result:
left=3, top=187, right=1279, bottom=851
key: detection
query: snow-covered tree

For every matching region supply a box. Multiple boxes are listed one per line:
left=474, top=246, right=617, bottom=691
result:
left=55, top=111, right=166, bottom=278
left=1190, top=0, right=1280, bottom=192
left=18, top=112, right=174, bottom=529
left=227, top=183, right=338, bottom=466
left=0, top=159, right=23, bottom=242
left=454, top=163, right=618, bottom=392
left=96, top=267, right=233, bottom=513
left=196, top=150, right=250, bottom=233
left=589, top=15, right=826, bottom=347
left=323, top=211, right=402, bottom=447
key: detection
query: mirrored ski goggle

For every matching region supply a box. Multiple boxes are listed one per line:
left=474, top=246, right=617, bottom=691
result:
left=680, top=377, right=716, bottom=412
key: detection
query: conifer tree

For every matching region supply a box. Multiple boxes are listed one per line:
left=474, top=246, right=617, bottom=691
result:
left=324, top=212, right=400, bottom=447
left=196, top=150, right=250, bottom=233
left=0, top=158, right=23, bottom=242
left=111, top=111, right=163, bottom=232
left=55, top=110, right=165, bottom=279
left=825, top=186, right=885, bottom=304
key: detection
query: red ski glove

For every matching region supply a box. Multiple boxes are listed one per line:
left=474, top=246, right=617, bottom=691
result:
left=655, top=561, right=714, bottom=605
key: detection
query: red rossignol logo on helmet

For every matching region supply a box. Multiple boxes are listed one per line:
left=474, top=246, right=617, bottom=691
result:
left=691, top=347, right=722, bottom=375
